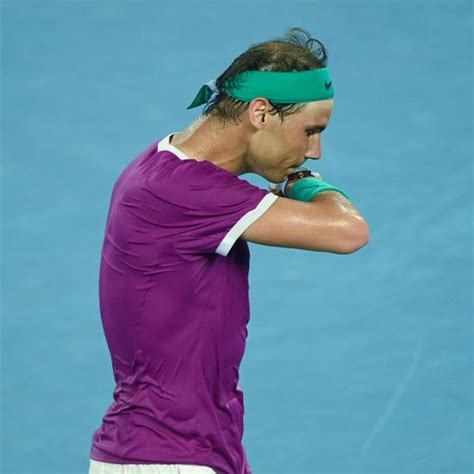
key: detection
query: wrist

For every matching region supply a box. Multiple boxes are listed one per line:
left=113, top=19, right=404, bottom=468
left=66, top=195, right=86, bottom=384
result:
left=283, top=169, right=321, bottom=198
left=288, top=176, right=350, bottom=202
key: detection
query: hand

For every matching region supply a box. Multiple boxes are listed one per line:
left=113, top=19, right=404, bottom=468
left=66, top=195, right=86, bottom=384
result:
left=268, top=183, right=284, bottom=196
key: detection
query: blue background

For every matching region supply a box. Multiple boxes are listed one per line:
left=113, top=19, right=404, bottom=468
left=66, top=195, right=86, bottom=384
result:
left=2, top=1, right=472, bottom=473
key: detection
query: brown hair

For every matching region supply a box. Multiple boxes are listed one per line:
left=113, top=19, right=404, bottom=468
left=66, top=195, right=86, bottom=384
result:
left=203, top=27, right=329, bottom=126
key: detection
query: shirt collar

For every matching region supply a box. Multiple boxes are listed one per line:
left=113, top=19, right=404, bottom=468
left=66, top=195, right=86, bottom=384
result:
left=156, top=132, right=190, bottom=161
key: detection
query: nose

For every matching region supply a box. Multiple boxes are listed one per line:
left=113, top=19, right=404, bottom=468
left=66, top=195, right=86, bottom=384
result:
left=304, top=133, right=321, bottom=160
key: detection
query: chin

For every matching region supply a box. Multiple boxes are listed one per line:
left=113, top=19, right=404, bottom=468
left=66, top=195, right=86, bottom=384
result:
left=262, top=169, right=286, bottom=184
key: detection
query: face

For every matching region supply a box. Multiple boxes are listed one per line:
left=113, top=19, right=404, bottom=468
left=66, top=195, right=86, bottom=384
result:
left=246, top=98, right=334, bottom=183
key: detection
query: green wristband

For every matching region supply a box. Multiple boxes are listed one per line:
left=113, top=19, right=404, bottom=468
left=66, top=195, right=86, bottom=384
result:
left=288, top=176, right=350, bottom=202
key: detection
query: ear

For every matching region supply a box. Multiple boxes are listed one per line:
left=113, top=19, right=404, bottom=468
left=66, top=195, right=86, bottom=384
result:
left=247, top=97, right=272, bottom=130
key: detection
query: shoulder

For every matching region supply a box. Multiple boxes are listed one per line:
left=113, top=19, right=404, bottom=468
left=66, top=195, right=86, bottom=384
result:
left=152, top=150, right=249, bottom=189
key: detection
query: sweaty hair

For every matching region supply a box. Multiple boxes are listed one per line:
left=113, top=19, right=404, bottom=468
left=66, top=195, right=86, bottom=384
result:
left=202, top=27, right=329, bottom=126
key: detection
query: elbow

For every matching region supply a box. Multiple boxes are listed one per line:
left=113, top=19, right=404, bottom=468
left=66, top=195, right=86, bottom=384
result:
left=342, top=218, right=370, bottom=254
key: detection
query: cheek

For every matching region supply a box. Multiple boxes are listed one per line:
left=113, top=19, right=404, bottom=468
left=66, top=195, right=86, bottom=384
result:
left=273, top=130, right=296, bottom=154
left=283, top=138, right=305, bottom=161
left=282, top=128, right=304, bottom=152
left=252, top=128, right=300, bottom=164
left=259, top=132, right=286, bottom=158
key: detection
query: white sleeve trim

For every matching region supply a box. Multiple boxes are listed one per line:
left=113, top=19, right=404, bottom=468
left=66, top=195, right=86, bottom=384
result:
left=215, top=192, right=280, bottom=257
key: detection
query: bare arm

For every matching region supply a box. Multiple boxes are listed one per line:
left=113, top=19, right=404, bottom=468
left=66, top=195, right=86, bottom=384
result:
left=308, top=190, right=370, bottom=252
left=241, top=185, right=370, bottom=255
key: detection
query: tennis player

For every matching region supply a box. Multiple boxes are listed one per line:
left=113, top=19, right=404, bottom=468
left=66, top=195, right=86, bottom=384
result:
left=88, top=27, right=369, bottom=474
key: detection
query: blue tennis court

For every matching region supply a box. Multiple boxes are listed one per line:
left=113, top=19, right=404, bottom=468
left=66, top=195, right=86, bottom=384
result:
left=2, top=1, right=472, bottom=473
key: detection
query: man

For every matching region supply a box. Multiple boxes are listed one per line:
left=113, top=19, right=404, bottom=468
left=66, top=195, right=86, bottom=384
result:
left=88, top=27, right=369, bottom=474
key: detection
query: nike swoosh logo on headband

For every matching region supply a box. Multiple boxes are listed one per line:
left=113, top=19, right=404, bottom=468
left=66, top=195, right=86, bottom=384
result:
left=325, top=81, right=332, bottom=89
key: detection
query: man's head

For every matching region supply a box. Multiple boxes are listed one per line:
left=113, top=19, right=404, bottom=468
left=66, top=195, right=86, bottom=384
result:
left=244, top=96, right=334, bottom=183
left=202, top=27, right=331, bottom=125
left=183, top=28, right=335, bottom=183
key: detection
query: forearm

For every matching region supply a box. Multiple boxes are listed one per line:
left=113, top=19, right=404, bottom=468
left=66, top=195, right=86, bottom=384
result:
left=310, top=189, right=366, bottom=221
left=310, top=190, right=370, bottom=246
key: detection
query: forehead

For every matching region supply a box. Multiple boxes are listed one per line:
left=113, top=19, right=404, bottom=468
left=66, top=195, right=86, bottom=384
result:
left=296, top=99, right=334, bottom=123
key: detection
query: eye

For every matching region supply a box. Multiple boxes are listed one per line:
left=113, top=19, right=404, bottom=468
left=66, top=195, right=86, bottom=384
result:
left=306, top=130, right=317, bottom=137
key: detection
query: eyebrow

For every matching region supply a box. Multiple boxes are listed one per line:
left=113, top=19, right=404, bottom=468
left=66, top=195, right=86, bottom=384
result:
left=305, top=124, right=327, bottom=132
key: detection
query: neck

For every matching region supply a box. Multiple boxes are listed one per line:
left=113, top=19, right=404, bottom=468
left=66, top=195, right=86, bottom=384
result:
left=170, top=114, right=252, bottom=176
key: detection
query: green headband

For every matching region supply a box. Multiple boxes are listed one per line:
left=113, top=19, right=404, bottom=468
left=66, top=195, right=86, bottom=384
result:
left=186, top=67, right=334, bottom=110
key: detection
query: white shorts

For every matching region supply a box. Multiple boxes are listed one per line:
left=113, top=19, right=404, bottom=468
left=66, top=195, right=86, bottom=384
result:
left=88, top=459, right=217, bottom=474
